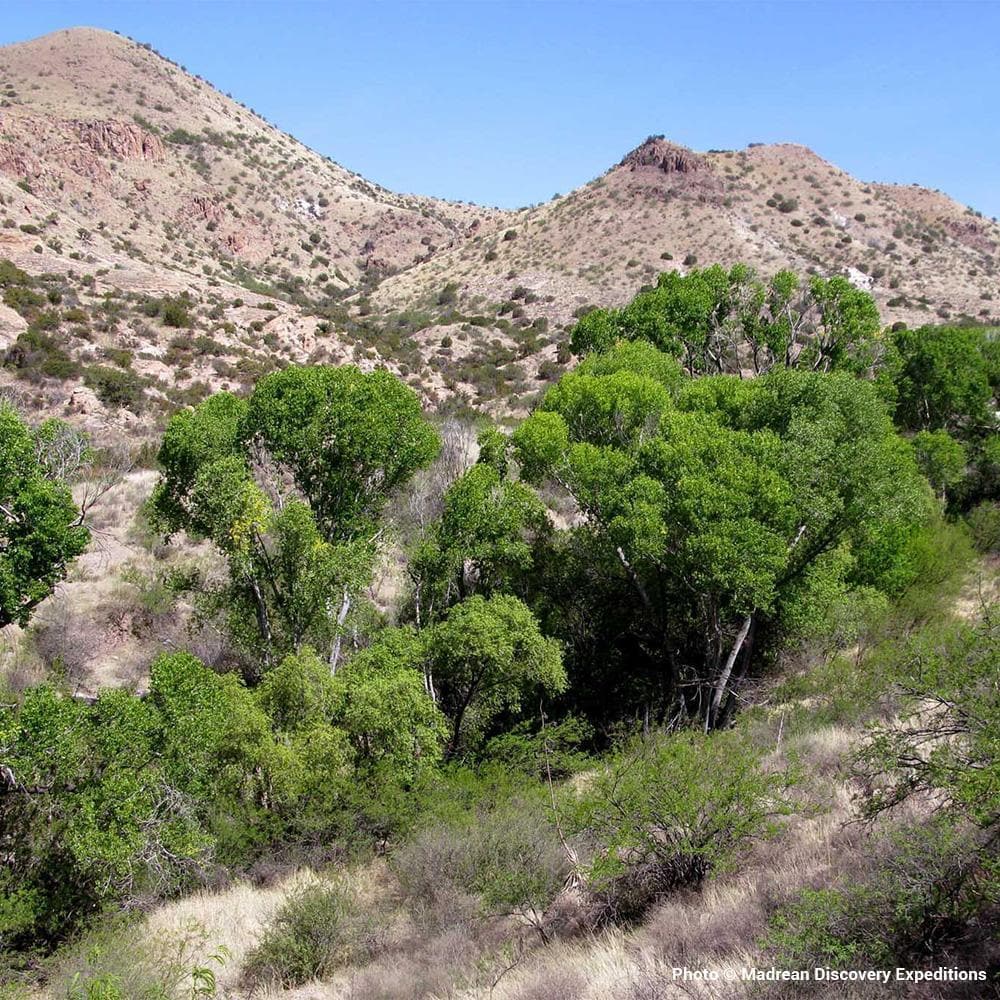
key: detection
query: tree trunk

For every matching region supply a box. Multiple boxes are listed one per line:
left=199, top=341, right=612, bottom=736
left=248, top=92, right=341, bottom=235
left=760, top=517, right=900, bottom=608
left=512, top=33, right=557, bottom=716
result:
left=329, top=586, right=351, bottom=674
left=248, top=575, right=273, bottom=671
left=706, top=613, right=753, bottom=731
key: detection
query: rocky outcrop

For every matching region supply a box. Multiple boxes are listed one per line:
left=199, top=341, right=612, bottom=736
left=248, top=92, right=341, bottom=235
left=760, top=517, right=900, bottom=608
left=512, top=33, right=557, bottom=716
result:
left=0, top=141, right=42, bottom=180
left=73, top=120, right=164, bottom=161
left=185, top=194, right=225, bottom=225
left=945, top=218, right=997, bottom=255
left=619, top=136, right=707, bottom=175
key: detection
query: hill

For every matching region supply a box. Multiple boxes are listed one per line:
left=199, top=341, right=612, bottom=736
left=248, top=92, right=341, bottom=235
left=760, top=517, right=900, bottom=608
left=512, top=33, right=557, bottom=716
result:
left=0, top=28, right=997, bottom=425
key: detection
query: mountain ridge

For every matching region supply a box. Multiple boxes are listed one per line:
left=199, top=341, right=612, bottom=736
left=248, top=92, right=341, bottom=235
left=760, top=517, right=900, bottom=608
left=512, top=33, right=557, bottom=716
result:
left=0, top=26, right=997, bottom=427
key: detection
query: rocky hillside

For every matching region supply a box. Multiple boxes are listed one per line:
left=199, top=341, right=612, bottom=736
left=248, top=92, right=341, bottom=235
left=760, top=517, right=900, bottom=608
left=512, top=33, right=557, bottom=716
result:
left=0, top=28, right=997, bottom=429
left=373, top=136, right=1000, bottom=333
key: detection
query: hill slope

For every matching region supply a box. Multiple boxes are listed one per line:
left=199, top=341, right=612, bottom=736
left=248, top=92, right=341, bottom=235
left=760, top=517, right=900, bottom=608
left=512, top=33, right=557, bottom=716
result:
left=0, top=28, right=997, bottom=425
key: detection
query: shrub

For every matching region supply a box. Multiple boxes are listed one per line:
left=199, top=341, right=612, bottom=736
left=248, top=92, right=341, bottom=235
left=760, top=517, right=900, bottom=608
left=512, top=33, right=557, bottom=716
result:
left=967, top=500, right=1000, bottom=552
left=571, top=730, right=794, bottom=922
left=437, top=282, right=459, bottom=307
left=48, top=916, right=226, bottom=1000
left=393, top=787, right=568, bottom=934
left=83, top=366, right=145, bottom=411
left=240, top=880, right=373, bottom=989
left=4, top=328, right=80, bottom=380
left=160, top=299, right=192, bottom=329
left=765, top=820, right=998, bottom=971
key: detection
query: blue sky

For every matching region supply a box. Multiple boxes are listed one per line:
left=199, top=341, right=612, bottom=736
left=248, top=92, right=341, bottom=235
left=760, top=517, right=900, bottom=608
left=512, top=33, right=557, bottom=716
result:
left=3, top=1, right=998, bottom=217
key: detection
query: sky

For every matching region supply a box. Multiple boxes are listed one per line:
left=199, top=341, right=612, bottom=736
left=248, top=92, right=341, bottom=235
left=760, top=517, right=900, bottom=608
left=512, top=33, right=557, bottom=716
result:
left=2, top=1, right=998, bottom=218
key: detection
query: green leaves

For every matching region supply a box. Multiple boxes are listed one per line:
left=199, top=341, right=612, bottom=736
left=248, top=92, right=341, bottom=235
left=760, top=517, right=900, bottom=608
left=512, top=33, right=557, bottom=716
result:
left=150, top=365, right=438, bottom=671
left=0, top=405, right=90, bottom=629
left=568, top=264, right=884, bottom=377
left=514, top=344, right=929, bottom=726
left=426, top=594, right=566, bottom=753
left=411, top=461, right=549, bottom=620
left=892, top=325, right=995, bottom=434
left=242, top=365, right=440, bottom=540
left=572, top=729, right=794, bottom=916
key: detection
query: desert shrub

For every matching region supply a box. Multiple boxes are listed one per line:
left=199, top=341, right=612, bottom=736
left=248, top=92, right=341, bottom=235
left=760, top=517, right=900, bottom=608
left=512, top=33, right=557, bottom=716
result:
left=765, top=820, right=999, bottom=971
left=240, top=879, right=374, bottom=989
left=967, top=500, right=1000, bottom=552
left=3, top=328, right=80, bottom=380
left=164, top=128, right=199, bottom=146
left=83, top=366, right=145, bottom=411
left=393, top=786, right=568, bottom=934
left=160, top=299, right=192, bottom=329
left=437, top=282, right=459, bottom=306
left=570, top=729, right=794, bottom=923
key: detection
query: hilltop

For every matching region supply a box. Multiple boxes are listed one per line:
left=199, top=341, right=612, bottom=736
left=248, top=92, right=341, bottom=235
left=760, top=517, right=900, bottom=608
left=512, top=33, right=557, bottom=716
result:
left=0, top=28, right=997, bottom=427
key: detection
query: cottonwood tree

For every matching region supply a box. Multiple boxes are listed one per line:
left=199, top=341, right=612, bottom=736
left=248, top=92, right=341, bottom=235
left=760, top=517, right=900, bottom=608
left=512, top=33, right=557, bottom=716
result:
left=150, top=365, right=439, bottom=677
left=0, top=405, right=90, bottom=630
left=514, top=342, right=929, bottom=729
left=409, top=447, right=550, bottom=625
left=571, top=264, right=883, bottom=378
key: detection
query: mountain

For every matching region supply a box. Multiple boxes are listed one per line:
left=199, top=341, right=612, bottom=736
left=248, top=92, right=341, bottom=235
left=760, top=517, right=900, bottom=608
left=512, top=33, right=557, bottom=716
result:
left=0, top=27, right=997, bottom=428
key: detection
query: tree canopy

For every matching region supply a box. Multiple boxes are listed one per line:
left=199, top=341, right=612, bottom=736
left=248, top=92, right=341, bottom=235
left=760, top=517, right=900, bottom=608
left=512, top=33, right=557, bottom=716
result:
left=0, top=405, right=90, bottom=629
left=514, top=343, right=930, bottom=727
left=570, top=264, right=884, bottom=378
left=149, top=365, right=439, bottom=675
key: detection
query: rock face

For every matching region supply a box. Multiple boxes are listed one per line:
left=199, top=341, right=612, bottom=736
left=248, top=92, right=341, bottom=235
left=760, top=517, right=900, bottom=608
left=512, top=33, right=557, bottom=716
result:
left=0, top=141, right=42, bottom=180
left=73, top=120, right=165, bottom=161
left=620, top=136, right=707, bottom=175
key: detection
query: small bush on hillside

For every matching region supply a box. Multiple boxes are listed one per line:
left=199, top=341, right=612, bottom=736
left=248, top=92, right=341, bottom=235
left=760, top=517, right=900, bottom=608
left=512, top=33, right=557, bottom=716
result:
left=393, top=776, right=569, bottom=934
left=160, top=299, right=192, bottom=329
left=4, top=328, right=80, bottom=380
left=83, top=365, right=145, bottom=411
left=968, top=501, right=1000, bottom=553
left=765, top=820, right=999, bottom=971
left=570, top=730, right=794, bottom=923
left=240, top=880, right=375, bottom=989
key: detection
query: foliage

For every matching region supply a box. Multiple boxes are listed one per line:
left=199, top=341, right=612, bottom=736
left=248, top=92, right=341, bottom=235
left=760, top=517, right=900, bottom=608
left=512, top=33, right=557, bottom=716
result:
left=150, top=366, right=438, bottom=672
left=409, top=458, right=550, bottom=623
left=83, top=365, right=145, bottom=412
left=240, top=880, right=372, bottom=989
left=0, top=405, right=89, bottom=629
left=892, top=325, right=996, bottom=435
left=570, top=729, right=793, bottom=921
left=241, top=365, right=440, bottom=541
left=766, top=820, right=1000, bottom=971
left=513, top=352, right=930, bottom=727
left=570, top=264, right=884, bottom=377
left=855, top=611, right=1000, bottom=829
left=911, top=429, right=966, bottom=499
left=49, top=918, right=226, bottom=1000
left=425, top=594, right=566, bottom=753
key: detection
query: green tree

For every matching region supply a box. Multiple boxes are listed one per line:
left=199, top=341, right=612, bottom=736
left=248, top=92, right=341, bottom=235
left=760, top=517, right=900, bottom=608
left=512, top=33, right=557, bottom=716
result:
left=150, top=366, right=439, bottom=674
left=911, top=430, right=967, bottom=501
left=0, top=405, right=90, bottom=629
left=241, top=365, right=440, bottom=541
left=425, top=594, right=566, bottom=754
left=514, top=352, right=929, bottom=728
left=570, top=265, right=883, bottom=377
left=409, top=459, right=549, bottom=624
left=892, top=325, right=996, bottom=435
left=0, top=683, right=211, bottom=950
